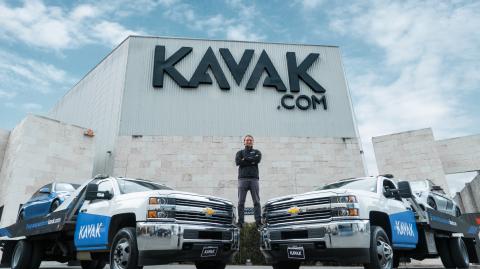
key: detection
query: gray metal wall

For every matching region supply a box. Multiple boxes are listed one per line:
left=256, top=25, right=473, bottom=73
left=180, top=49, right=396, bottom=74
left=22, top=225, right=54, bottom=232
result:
left=48, top=40, right=130, bottom=174
left=120, top=36, right=358, bottom=138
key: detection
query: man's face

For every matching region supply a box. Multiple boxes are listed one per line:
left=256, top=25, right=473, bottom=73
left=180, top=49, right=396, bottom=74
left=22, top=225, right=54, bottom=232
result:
left=244, top=136, right=254, bottom=147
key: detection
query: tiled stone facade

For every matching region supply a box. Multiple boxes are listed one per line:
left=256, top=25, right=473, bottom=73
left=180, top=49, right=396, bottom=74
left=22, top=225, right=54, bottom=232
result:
left=113, top=135, right=366, bottom=206
left=436, top=135, right=480, bottom=174
left=0, top=115, right=95, bottom=226
left=454, top=173, right=480, bottom=213
left=373, top=128, right=449, bottom=190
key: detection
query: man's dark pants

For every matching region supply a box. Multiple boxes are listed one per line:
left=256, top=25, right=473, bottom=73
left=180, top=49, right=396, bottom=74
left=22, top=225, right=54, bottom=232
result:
left=238, top=178, right=261, bottom=224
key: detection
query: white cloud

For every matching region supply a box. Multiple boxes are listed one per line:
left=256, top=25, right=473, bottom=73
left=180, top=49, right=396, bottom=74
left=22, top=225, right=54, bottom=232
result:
left=0, top=0, right=145, bottom=50
left=226, top=24, right=263, bottom=41
left=0, top=90, right=16, bottom=99
left=0, top=49, right=75, bottom=95
left=294, top=0, right=325, bottom=10
left=328, top=1, right=480, bottom=175
left=21, top=103, right=42, bottom=111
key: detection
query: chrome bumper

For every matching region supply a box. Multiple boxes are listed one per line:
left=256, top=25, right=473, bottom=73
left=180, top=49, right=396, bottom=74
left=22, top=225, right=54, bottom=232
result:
left=261, top=220, right=370, bottom=250
left=136, top=222, right=240, bottom=251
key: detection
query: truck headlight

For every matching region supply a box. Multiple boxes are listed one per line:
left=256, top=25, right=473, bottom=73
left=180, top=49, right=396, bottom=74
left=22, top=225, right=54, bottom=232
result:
left=147, top=210, right=175, bottom=219
left=149, top=197, right=175, bottom=205
left=332, top=208, right=359, bottom=217
left=331, top=195, right=357, bottom=203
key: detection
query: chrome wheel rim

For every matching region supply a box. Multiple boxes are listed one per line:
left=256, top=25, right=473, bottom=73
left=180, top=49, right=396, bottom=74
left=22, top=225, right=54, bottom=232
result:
left=113, top=238, right=130, bottom=269
left=377, top=237, right=393, bottom=269
left=12, top=242, right=23, bottom=268
left=460, top=239, right=469, bottom=264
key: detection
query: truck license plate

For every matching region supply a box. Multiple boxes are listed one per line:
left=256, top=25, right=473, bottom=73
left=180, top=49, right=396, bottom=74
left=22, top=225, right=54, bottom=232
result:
left=287, top=246, right=305, bottom=259
left=201, top=246, right=218, bottom=257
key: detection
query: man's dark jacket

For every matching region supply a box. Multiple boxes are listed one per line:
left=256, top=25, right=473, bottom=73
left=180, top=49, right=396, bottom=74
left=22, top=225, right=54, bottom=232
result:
left=235, top=147, right=262, bottom=179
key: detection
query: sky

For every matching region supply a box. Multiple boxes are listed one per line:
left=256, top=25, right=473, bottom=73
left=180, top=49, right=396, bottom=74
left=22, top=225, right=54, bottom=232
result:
left=0, top=0, right=479, bottom=193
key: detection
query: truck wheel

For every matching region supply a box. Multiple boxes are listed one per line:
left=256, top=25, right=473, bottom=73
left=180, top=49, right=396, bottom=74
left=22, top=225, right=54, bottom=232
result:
left=435, top=238, right=455, bottom=268
left=365, top=226, right=393, bottom=269
left=195, top=261, right=227, bottom=269
left=110, top=227, right=139, bottom=269
left=272, top=261, right=301, bottom=269
left=80, top=260, right=107, bottom=269
left=11, top=240, right=32, bottom=269
left=450, top=237, right=469, bottom=268
left=30, top=242, right=44, bottom=269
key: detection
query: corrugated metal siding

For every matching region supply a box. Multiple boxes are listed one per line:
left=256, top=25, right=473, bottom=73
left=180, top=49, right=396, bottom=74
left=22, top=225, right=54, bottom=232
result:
left=120, top=36, right=357, bottom=138
left=48, top=40, right=130, bottom=174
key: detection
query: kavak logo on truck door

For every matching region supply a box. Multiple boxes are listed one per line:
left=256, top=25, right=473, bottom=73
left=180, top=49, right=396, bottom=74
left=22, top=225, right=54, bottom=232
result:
left=152, top=46, right=328, bottom=111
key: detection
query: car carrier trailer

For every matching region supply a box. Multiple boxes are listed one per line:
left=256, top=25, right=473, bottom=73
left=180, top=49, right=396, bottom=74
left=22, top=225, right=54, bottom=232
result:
left=0, top=176, right=239, bottom=269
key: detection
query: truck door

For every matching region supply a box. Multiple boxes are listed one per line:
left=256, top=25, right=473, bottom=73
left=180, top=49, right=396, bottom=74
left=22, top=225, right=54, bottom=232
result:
left=382, top=179, right=418, bottom=249
left=74, top=179, right=115, bottom=251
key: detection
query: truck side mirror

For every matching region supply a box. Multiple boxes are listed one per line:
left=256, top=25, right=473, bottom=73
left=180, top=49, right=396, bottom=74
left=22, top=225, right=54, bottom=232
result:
left=85, top=183, right=99, bottom=201
left=398, top=181, right=413, bottom=198
left=85, top=183, right=113, bottom=201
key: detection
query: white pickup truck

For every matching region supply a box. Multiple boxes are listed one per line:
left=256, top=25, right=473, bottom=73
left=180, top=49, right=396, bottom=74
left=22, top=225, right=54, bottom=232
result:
left=260, top=175, right=480, bottom=269
left=0, top=176, right=239, bottom=269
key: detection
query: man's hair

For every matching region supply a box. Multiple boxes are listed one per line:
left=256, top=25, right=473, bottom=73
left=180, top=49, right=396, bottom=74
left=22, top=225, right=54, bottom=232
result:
left=243, top=134, right=254, bottom=141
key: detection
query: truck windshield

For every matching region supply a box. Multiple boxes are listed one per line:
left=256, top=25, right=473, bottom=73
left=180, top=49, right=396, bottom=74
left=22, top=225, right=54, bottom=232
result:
left=117, top=179, right=173, bottom=194
left=316, top=178, right=377, bottom=192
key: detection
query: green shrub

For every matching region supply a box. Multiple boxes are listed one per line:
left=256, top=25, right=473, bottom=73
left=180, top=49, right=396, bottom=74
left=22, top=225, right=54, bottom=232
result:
left=232, top=223, right=267, bottom=265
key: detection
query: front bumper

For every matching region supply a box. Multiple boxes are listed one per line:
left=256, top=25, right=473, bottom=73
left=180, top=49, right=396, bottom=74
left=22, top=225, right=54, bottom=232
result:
left=136, top=221, right=239, bottom=265
left=260, top=220, right=370, bottom=264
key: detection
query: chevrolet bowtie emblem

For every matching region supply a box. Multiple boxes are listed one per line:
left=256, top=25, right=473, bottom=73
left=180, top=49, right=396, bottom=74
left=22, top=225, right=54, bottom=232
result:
left=287, top=207, right=301, bottom=216
left=203, top=207, right=216, bottom=217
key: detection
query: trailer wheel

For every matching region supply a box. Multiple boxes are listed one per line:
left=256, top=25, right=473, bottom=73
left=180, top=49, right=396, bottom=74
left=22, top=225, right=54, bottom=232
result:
left=450, top=237, right=469, bottom=268
left=364, top=226, right=393, bottom=269
left=80, top=259, right=106, bottom=269
left=49, top=199, right=61, bottom=213
left=272, top=261, right=301, bottom=269
left=30, top=242, right=44, bottom=269
left=110, top=227, right=139, bottom=269
left=436, top=238, right=455, bottom=268
left=195, top=261, right=227, bottom=269
left=11, top=240, right=32, bottom=269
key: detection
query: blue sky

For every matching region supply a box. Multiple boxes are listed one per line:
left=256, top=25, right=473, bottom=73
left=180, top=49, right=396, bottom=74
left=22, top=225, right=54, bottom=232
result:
left=0, top=0, right=479, bottom=192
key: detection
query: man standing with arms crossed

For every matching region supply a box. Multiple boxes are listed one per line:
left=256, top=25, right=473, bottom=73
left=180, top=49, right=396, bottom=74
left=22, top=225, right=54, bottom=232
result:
left=235, top=134, right=262, bottom=228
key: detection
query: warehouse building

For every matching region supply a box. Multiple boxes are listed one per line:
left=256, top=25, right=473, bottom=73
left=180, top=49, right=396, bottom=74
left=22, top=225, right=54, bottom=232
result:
left=0, top=36, right=366, bottom=225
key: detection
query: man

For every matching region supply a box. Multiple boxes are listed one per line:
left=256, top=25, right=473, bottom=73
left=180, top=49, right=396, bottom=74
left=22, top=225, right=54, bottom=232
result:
left=235, top=134, right=262, bottom=228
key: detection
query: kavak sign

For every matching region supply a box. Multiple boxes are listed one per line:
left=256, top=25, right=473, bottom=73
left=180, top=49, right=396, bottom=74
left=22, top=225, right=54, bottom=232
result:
left=152, top=45, right=328, bottom=111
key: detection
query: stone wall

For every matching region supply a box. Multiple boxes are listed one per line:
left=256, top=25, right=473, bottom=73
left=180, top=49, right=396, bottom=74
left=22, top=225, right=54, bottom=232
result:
left=454, top=173, right=480, bottom=213
left=113, top=135, right=366, bottom=206
left=372, top=128, right=449, bottom=190
left=0, top=129, right=9, bottom=169
left=436, top=135, right=480, bottom=174
left=0, top=115, right=95, bottom=226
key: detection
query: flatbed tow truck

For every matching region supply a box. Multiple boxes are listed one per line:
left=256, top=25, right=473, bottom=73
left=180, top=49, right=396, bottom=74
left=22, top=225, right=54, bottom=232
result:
left=0, top=176, right=239, bottom=269
left=260, top=177, right=480, bottom=269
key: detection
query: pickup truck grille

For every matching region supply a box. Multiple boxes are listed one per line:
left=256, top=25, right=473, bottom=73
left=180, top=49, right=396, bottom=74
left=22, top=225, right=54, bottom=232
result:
left=175, top=198, right=232, bottom=212
left=174, top=211, right=233, bottom=225
left=265, top=197, right=331, bottom=211
left=266, top=209, right=331, bottom=225
left=265, top=197, right=331, bottom=225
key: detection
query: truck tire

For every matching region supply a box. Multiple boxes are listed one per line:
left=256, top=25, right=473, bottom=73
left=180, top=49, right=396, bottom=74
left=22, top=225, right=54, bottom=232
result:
left=435, top=238, right=455, bottom=268
left=110, top=227, right=139, bottom=269
left=450, top=237, right=469, bottom=268
left=80, top=260, right=107, bottom=269
left=30, top=242, right=44, bottom=269
left=11, top=240, right=32, bottom=269
left=272, top=261, right=301, bottom=269
left=195, top=261, right=227, bottom=269
left=364, top=226, right=393, bottom=269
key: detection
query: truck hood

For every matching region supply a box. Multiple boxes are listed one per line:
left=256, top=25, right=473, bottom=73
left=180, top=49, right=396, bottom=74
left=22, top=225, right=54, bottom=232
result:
left=121, top=190, right=234, bottom=206
left=266, top=189, right=348, bottom=205
left=266, top=188, right=377, bottom=205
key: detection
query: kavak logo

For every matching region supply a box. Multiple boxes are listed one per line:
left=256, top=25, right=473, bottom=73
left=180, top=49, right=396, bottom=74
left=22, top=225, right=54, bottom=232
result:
left=152, top=46, right=328, bottom=111
left=78, top=223, right=103, bottom=239
left=395, top=221, right=415, bottom=237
